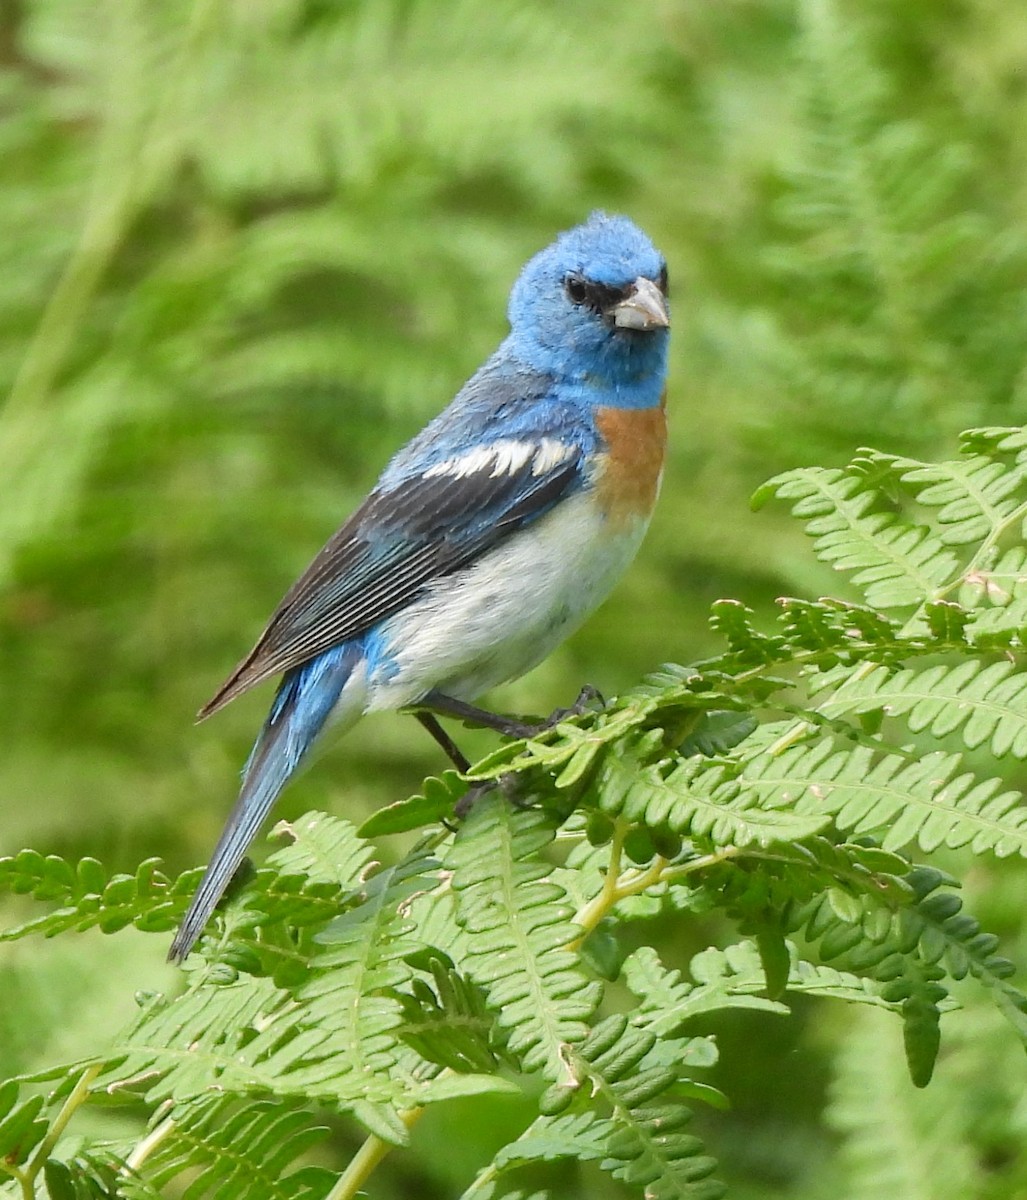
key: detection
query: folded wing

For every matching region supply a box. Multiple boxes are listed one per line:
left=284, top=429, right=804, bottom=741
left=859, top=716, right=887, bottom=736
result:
left=199, top=437, right=584, bottom=718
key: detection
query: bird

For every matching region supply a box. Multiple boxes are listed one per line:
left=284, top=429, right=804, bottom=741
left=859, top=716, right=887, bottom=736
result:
left=169, top=212, right=670, bottom=963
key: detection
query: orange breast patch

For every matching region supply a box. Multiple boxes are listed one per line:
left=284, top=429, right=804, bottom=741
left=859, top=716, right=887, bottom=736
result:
left=594, top=395, right=668, bottom=527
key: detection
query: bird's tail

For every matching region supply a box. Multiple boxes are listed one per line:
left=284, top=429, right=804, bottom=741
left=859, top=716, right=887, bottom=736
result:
left=168, top=643, right=364, bottom=963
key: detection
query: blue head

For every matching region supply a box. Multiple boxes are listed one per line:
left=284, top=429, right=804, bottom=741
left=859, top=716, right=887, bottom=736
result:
left=506, top=213, right=669, bottom=402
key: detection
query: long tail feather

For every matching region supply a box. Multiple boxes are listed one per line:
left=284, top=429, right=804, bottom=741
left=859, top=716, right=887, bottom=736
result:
left=169, top=644, right=362, bottom=963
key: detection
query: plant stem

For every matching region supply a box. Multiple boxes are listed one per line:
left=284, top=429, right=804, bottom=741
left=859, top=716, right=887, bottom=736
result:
left=570, top=842, right=744, bottom=949
left=326, top=1107, right=424, bottom=1200
left=568, top=818, right=626, bottom=942
left=124, top=1113, right=178, bottom=1173
left=23, top=1063, right=103, bottom=1185
left=0, top=1164, right=33, bottom=1200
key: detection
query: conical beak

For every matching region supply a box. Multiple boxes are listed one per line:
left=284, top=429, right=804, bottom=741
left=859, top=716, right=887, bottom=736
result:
left=611, top=276, right=670, bottom=331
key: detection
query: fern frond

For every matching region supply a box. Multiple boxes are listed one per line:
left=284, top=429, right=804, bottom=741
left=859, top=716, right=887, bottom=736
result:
left=109, top=973, right=288, bottom=1104
left=854, top=448, right=1027, bottom=546
left=783, top=862, right=1027, bottom=1080
left=900, top=867, right=1027, bottom=1042
left=596, top=749, right=830, bottom=847
left=623, top=942, right=890, bottom=1035
left=819, top=660, right=1027, bottom=758
left=107, top=845, right=446, bottom=1142
left=45, top=1153, right=147, bottom=1200
left=0, top=852, right=191, bottom=940
left=754, top=466, right=957, bottom=607
left=733, top=739, right=1027, bottom=857
left=0, top=1080, right=48, bottom=1169
left=534, top=1016, right=726, bottom=1200
left=126, top=1097, right=335, bottom=1200
left=264, top=811, right=376, bottom=885
left=448, top=795, right=601, bottom=1077
left=359, top=771, right=466, bottom=837
left=960, top=425, right=1027, bottom=463
left=708, top=599, right=786, bottom=665
left=395, top=954, right=509, bottom=1075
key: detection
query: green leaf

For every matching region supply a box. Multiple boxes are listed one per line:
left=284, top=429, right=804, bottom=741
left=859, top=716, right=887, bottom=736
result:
left=0, top=853, right=191, bottom=941
left=447, top=796, right=600, bottom=1077
left=756, top=466, right=958, bottom=608
left=597, top=752, right=830, bottom=847
left=736, top=741, right=1027, bottom=857
left=820, top=660, right=1027, bottom=758
left=359, top=772, right=465, bottom=836
left=755, top=925, right=791, bottom=1000
left=0, top=1089, right=47, bottom=1165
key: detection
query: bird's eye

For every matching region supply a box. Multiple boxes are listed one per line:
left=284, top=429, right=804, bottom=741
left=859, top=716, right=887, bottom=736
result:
left=657, top=264, right=669, bottom=296
left=564, top=274, right=588, bottom=305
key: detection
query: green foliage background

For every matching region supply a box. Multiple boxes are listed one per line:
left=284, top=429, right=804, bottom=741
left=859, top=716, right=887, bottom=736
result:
left=2, top=0, right=1027, bottom=1196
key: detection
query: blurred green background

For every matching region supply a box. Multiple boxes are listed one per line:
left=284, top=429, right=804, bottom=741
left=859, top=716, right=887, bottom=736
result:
left=3, top=1, right=1027, bottom=1196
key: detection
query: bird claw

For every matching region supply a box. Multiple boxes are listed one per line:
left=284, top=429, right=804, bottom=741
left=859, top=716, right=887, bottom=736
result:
left=511, top=683, right=605, bottom=739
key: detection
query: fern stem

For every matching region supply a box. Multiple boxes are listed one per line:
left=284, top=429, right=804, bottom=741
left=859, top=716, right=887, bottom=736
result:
left=24, top=1063, right=103, bottom=1184
left=570, top=844, right=745, bottom=949
left=0, top=1164, right=33, bottom=1200
left=326, top=1106, right=424, bottom=1200
left=460, top=1159, right=499, bottom=1197
left=660, top=846, right=741, bottom=884
left=123, top=1113, right=177, bottom=1173
left=569, top=830, right=720, bottom=948
left=567, top=818, right=627, bottom=944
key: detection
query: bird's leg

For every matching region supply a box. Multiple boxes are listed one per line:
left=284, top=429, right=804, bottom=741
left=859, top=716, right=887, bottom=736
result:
left=415, top=712, right=472, bottom=772
left=415, top=710, right=500, bottom=823
left=416, top=688, right=604, bottom=823
left=422, top=685, right=603, bottom=740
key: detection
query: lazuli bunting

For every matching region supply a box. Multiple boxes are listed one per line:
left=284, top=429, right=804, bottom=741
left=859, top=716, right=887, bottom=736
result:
left=170, top=212, right=670, bottom=962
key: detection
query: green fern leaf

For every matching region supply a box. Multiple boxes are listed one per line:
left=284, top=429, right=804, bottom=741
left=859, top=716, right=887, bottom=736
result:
left=709, top=599, right=786, bottom=665
left=264, top=811, right=376, bottom=885
left=0, top=1081, right=47, bottom=1167
left=0, top=852, right=192, bottom=940
left=448, top=795, right=601, bottom=1077
left=129, top=1098, right=335, bottom=1200
left=880, top=960, right=946, bottom=1087
left=754, top=466, right=958, bottom=607
left=819, top=660, right=1027, bottom=757
left=622, top=945, right=788, bottom=1029
left=901, top=867, right=1027, bottom=1044
left=597, top=750, right=830, bottom=847
left=108, top=845, right=444, bottom=1141
left=359, top=771, right=465, bottom=837
left=960, top=425, right=1027, bottom=463
left=395, top=955, right=509, bottom=1074
left=735, top=740, right=1027, bottom=856
left=855, top=448, right=1027, bottom=546
left=44, top=1153, right=142, bottom=1200
left=558, top=1015, right=725, bottom=1200
left=677, top=710, right=759, bottom=757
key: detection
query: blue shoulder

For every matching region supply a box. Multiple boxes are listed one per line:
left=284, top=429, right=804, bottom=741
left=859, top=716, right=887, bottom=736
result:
left=380, top=346, right=598, bottom=487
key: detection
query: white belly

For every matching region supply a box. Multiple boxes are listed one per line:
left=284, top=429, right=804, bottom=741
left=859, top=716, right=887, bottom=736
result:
left=363, top=491, right=648, bottom=711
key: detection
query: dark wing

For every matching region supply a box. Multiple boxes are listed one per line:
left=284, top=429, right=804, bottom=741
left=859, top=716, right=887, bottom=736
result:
left=199, top=441, right=583, bottom=718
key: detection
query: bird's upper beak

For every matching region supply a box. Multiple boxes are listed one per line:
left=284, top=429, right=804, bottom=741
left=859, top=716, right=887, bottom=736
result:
left=611, top=276, right=670, bottom=331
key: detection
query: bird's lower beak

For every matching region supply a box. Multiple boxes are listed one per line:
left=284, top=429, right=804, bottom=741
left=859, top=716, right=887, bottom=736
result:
left=612, top=276, right=670, bottom=331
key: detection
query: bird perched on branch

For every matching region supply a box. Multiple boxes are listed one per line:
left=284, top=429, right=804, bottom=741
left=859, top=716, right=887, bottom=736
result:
left=170, top=212, right=670, bottom=962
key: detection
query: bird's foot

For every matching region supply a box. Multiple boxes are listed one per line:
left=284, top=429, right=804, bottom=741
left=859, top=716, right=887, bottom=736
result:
left=531, top=684, right=604, bottom=735
left=421, top=684, right=604, bottom=741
